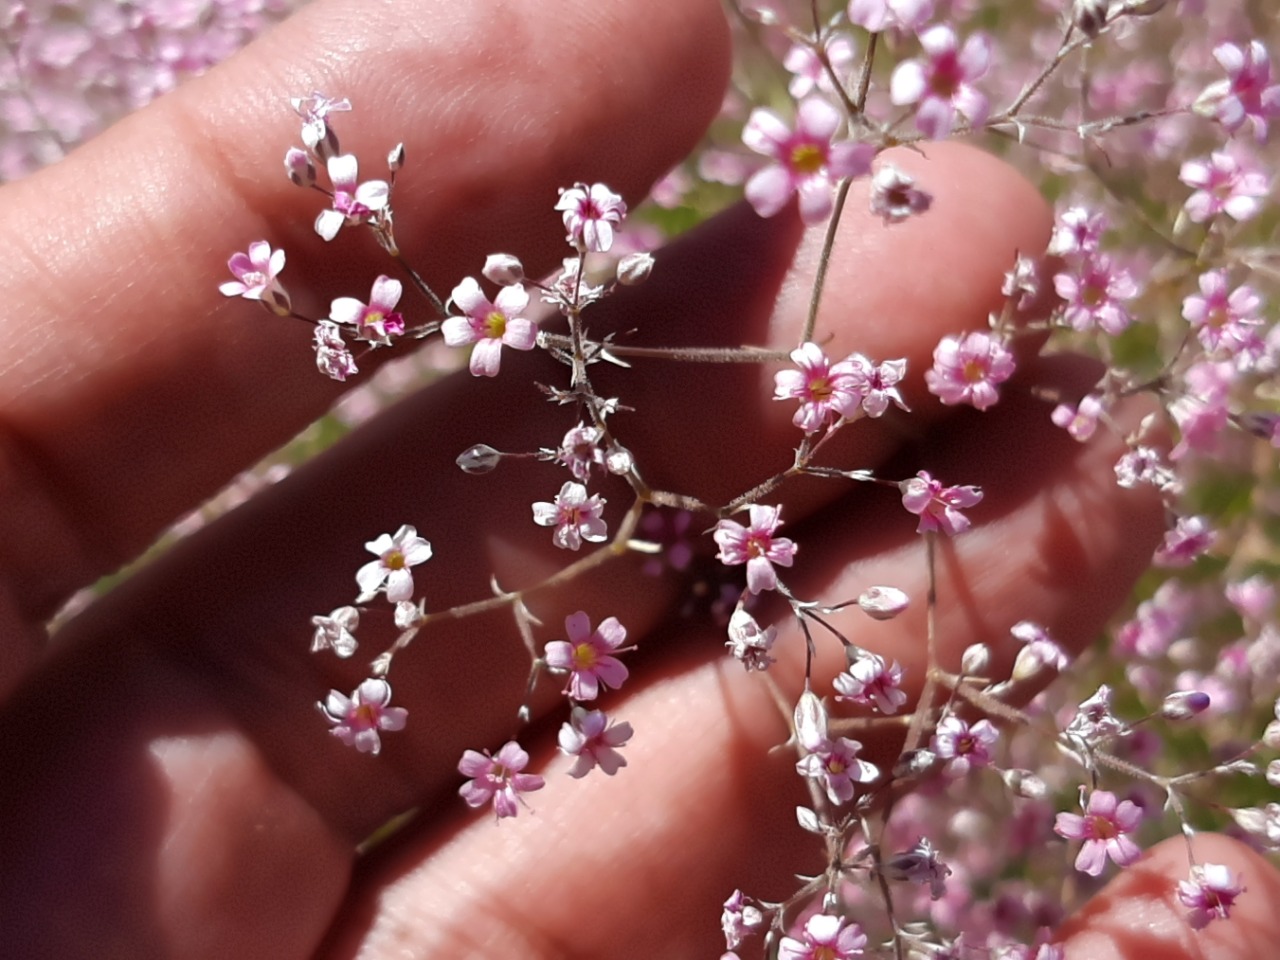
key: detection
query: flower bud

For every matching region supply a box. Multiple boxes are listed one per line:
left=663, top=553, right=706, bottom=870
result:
left=483, top=253, right=525, bottom=286
left=605, top=444, right=634, bottom=475
left=960, top=643, right=990, bottom=676
left=794, top=690, right=828, bottom=752
left=284, top=147, right=316, bottom=187
left=1160, top=690, right=1210, bottom=720
left=301, top=118, right=340, bottom=161
left=387, top=142, right=405, bottom=171
left=1268, top=761, right=1280, bottom=789
left=1263, top=720, right=1280, bottom=750
left=1001, top=768, right=1047, bottom=799
left=857, top=585, right=909, bottom=620
left=456, top=443, right=502, bottom=474
left=1074, top=0, right=1111, bottom=36
left=616, top=251, right=655, bottom=286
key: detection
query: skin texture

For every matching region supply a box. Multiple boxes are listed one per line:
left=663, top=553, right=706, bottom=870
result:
left=0, top=1, right=1274, bottom=958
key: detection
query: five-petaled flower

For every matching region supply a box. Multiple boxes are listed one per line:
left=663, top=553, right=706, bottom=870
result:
left=742, top=96, right=874, bottom=224
left=778, top=913, right=868, bottom=960
left=1177, top=863, right=1246, bottom=929
left=555, top=182, right=627, bottom=252
left=458, top=741, right=545, bottom=819
left=796, top=734, right=879, bottom=804
left=329, top=275, right=405, bottom=345
left=890, top=25, right=991, bottom=139
left=900, top=471, right=983, bottom=536
left=532, top=482, right=608, bottom=550
left=544, top=611, right=630, bottom=700
left=443, top=277, right=537, bottom=377
left=219, top=241, right=291, bottom=315
left=356, top=525, right=433, bottom=602
left=315, top=154, right=389, bottom=241
left=714, top=504, right=798, bottom=594
left=924, top=330, right=1016, bottom=411
left=1054, top=789, right=1144, bottom=876
left=1193, top=40, right=1280, bottom=141
left=834, top=651, right=908, bottom=714
left=931, top=715, right=998, bottom=777
left=557, top=706, right=633, bottom=777
left=774, top=342, right=868, bottom=434
left=318, top=678, right=407, bottom=754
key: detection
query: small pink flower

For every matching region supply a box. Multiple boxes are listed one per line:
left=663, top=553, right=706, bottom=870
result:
left=558, top=705, right=633, bottom=776
left=774, top=342, right=867, bottom=433
left=1179, top=151, right=1270, bottom=223
left=783, top=33, right=857, bottom=99
left=544, top=611, right=630, bottom=700
left=556, top=182, right=627, bottom=252
left=443, top=277, right=537, bottom=377
left=1054, top=789, right=1143, bottom=876
left=722, top=890, right=765, bottom=952
left=532, top=481, right=608, bottom=551
left=458, top=741, right=545, bottom=819
left=847, top=354, right=909, bottom=417
left=847, top=0, right=933, bottom=34
left=890, top=25, right=991, bottom=139
left=313, top=321, right=358, bottom=381
left=1054, top=254, right=1139, bottom=335
left=219, top=241, right=291, bottom=315
left=714, top=505, right=798, bottom=594
left=1169, top=361, right=1233, bottom=461
left=1177, top=863, right=1245, bottom=929
left=742, top=96, right=874, bottom=223
left=834, top=651, right=907, bottom=714
left=1051, top=394, right=1106, bottom=442
left=1047, top=206, right=1107, bottom=257
left=553, top=422, right=606, bottom=481
left=355, top=525, right=433, bottom=602
left=900, top=471, right=983, bottom=536
left=318, top=678, right=407, bottom=754
left=1154, top=515, right=1216, bottom=568
left=1182, top=270, right=1265, bottom=359
left=924, top=331, right=1016, bottom=411
left=1193, top=41, right=1280, bottom=142
left=329, top=275, right=405, bottom=345
left=931, top=715, right=997, bottom=777
left=869, top=163, right=933, bottom=223
left=797, top=735, right=879, bottom=804
left=315, top=154, right=389, bottom=241
left=1011, top=620, right=1069, bottom=680
left=779, top=913, right=868, bottom=960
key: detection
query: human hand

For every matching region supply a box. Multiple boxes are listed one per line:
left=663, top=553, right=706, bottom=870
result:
left=0, top=1, right=1275, bottom=957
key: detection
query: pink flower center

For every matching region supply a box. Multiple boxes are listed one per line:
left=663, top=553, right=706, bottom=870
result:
left=353, top=703, right=379, bottom=729
left=812, top=946, right=838, bottom=960
left=789, top=142, right=826, bottom=175
left=485, top=310, right=508, bottom=339
left=746, top=535, right=770, bottom=559
left=928, top=54, right=963, bottom=99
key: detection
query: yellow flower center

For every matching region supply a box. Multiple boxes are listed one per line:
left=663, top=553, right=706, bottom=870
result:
left=364, top=309, right=385, bottom=329
left=384, top=549, right=406, bottom=570
left=572, top=643, right=599, bottom=669
left=486, top=310, right=508, bottom=339
left=809, top=375, right=833, bottom=400
left=790, top=143, right=825, bottom=175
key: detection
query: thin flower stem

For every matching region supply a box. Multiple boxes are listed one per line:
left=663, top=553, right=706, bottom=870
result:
left=391, top=252, right=446, bottom=317
left=801, top=176, right=853, bottom=345
left=903, top=533, right=939, bottom=756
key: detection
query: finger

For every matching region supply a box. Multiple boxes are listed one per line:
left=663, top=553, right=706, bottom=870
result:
left=0, top=146, right=1057, bottom=957
left=316, top=388, right=1165, bottom=958
left=1059, top=833, right=1280, bottom=960
left=0, top=0, right=731, bottom=648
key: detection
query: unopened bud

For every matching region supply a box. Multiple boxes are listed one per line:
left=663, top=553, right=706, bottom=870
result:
left=483, top=253, right=525, bottom=286
left=1160, top=690, right=1211, bottom=720
left=1074, top=0, right=1112, bottom=36
left=794, top=690, right=828, bottom=752
left=1001, top=768, right=1047, bottom=799
left=1268, top=760, right=1280, bottom=789
left=605, top=444, right=634, bottom=475
left=960, top=643, right=990, bottom=676
left=284, top=147, right=316, bottom=187
left=616, top=251, right=655, bottom=286
left=387, top=142, right=405, bottom=171
left=857, top=585, right=910, bottom=620
left=456, top=443, right=502, bottom=474
left=1263, top=720, right=1280, bottom=750
left=301, top=118, right=339, bottom=161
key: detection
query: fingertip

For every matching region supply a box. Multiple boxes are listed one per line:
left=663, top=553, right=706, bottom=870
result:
left=1060, top=833, right=1280, bottom=960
